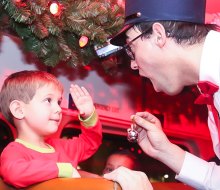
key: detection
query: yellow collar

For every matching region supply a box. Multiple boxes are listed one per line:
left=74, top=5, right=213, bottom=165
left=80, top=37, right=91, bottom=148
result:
left=15, top=138, right=55, bottom=153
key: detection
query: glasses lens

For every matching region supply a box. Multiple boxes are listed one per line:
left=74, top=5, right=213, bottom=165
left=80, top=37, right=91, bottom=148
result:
left=125, top=46, right=135, bottom=60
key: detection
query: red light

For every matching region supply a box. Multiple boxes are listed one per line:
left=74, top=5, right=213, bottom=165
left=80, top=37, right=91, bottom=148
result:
left=137, top=149, right=142, bottom=154
left=49, top=1, right=61, bottom=16
left=13, top=0, right=27, bottom=7
left=84, top=65, right=92, bottom=71
left=79, top=36, right=89, bottom=48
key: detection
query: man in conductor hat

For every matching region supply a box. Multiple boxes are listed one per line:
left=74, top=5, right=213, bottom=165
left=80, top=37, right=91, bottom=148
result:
left=103, top=0, right=220, bottom=190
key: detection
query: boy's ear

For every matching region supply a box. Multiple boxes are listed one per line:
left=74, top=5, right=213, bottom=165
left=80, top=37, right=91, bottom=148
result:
left=9, top=100, right=25, bottom=120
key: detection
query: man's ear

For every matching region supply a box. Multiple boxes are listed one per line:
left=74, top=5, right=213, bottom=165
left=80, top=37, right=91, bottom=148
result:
left=152, top=22, right=167, bottom=47
left=9, top=100, right=25, bottom=120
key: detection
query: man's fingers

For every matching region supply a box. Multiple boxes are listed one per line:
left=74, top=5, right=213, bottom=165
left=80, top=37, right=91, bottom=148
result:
left=136, top=112, right=158, bottom=123
left=133, top=115, right=156, bottom=132
left=103, top=167, right=153, bottom=190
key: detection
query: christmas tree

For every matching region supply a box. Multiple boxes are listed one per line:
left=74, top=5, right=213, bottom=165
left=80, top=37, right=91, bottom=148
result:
left=0, top=0, right=124, bottom=69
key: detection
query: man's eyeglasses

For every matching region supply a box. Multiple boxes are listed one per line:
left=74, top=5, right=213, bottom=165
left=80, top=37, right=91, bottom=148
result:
left=123, top=28, right=152, bottom=60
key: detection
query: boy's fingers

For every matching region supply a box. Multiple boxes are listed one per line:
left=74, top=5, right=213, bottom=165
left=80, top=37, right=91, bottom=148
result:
left=81, top=86, right=90, bottom=96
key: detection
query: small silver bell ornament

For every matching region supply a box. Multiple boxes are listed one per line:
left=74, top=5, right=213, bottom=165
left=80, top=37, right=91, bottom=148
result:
left=127, top=122, right=138, bottom=143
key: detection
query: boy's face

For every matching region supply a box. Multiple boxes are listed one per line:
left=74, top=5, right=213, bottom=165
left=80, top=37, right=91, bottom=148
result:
left=22, top=84, right=62, bottom=137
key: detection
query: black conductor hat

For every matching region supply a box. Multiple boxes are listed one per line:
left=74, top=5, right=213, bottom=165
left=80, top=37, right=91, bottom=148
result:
left=110, top=0, right=206, bottom=46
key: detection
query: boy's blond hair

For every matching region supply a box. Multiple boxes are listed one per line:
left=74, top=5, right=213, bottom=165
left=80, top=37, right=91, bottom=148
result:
left=0, top=70, right=63, bottom=126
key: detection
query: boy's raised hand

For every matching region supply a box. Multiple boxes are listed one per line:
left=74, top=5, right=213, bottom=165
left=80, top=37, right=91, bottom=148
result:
left=70, top=84, right=94, bottom=118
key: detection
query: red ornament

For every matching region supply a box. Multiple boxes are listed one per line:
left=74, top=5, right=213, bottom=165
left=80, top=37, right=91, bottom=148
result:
left=79, top=36, right=89, bottom=48
left=13, top=0, right=27, bottom=7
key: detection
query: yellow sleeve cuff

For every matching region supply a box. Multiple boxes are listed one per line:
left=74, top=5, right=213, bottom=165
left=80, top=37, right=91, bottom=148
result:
left=57, top=163, right=73, bottom=178
left=78, top=108, right=98, bottom=128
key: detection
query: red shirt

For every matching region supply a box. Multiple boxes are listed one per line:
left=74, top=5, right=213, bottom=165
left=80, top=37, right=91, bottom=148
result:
left=0, top=120, right=102, bottom=188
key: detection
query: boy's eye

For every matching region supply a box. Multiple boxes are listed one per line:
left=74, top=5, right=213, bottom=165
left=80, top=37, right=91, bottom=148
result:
left=58, top=100, right=62, bottom=105
left=45, top=98, right=52, bottom=103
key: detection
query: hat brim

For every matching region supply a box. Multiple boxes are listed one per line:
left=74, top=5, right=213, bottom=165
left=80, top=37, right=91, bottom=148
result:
left=110, top=24, right=133, bottom=47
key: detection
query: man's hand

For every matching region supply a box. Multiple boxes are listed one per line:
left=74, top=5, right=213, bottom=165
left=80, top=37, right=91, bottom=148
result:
left=103, top=166, right=153, bottom=190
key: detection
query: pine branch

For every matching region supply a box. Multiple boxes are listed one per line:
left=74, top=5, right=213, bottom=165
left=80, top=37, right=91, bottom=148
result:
left=0, top=0, right=124, bottom=70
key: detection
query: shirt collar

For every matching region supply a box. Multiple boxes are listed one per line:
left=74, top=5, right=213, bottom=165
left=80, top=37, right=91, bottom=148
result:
left=200, top=30, right=220, bottom=84
left=15, top=138, right=55, bottom=153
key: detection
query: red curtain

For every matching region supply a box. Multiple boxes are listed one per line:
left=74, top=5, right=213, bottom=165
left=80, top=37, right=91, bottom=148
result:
left=206, top=0, right=220, bottom=13
left=206, top=0, right=220, bottom=25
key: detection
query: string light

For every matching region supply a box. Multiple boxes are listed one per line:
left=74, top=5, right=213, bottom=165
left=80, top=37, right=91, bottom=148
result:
left=79, top=35, right=89, bottom=48
left=49, top=1, right=61, bottom=16
left=164, top=174, right=169, bottom=179
left=13, top=0, right=27, bottom=7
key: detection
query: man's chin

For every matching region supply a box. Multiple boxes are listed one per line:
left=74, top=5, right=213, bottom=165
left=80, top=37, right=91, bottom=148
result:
left=139, top=71, right=145, bottom=77
left=152, top=84, right=161, bottom=93
left=164, top=88, right=183, bottom=96
left=153, top=86, right=182, bottom=96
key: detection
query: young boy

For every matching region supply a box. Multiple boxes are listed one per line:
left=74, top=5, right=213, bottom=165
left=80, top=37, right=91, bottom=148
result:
left=0, top=70, right=102, bottom=188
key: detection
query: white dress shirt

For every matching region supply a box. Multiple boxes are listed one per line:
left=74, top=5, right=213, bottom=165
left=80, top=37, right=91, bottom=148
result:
left=176, top=30, right=220, bottom=190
